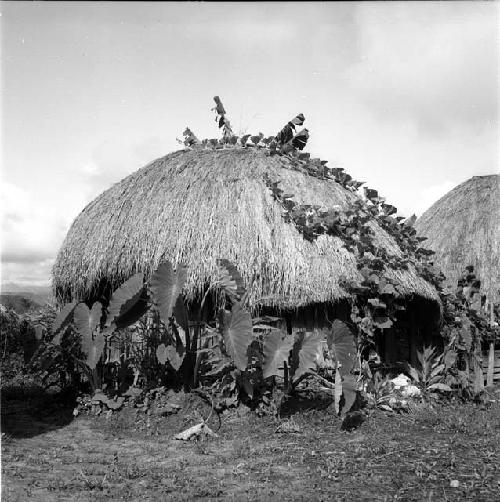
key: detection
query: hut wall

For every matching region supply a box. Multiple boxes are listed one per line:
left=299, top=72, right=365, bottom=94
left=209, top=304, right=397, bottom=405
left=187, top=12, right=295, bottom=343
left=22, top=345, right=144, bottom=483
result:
left=482, top=348, right=500, bottom=384
left=289, top=300, right=351, bottom=333
left=378, top=297, right=442, bottom=368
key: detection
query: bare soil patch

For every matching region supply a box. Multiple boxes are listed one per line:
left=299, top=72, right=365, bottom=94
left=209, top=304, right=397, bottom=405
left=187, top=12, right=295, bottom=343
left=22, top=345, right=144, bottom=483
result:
left=2, top=390, right=500, bottom=501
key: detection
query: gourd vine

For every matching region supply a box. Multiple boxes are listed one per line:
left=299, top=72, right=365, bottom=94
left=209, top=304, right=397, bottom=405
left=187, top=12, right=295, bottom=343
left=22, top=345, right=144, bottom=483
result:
left=176, top=96, right=497, bottom=374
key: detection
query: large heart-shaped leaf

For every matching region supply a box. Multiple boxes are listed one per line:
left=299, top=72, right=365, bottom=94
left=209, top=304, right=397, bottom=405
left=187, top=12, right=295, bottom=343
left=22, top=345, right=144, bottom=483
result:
left=150, top=262, right=187, bottom=324
left=334, top=368, right=342, bottom=414
left=290, top=331, right=323, bottom=382
left=458, top=318, right=472, bottom=351
left=326, top=320, right=357, bottom=376
left=74, top=302, right=102, bottom=340
left=76, top=302, right=104, bottom=369
left=106, top=273, right=147, bottom=329
left=219, top=302, right=253, bottom=371
left=156, top=343, right=184, bottom=371
left=341, top=374, right=358, bottom=416
left=52, top=301, right=77, bottom=344
left=85, top=330, right=105, bottom=370
left=216, top=259, right=246, bottom=301
left=443, top=349, right=457, bottom=369
left=173, top=295, right=189, bottom=339
left=34, top=325, right=44, bottom=341
left=428, top=382, right=452, bottom=392
left=262, top=330, right=294, bottom=379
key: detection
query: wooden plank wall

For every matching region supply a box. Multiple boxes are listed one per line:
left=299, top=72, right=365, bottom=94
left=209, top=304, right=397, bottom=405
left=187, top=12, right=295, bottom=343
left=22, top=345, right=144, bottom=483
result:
left=482, top=348, right=500, bottom=384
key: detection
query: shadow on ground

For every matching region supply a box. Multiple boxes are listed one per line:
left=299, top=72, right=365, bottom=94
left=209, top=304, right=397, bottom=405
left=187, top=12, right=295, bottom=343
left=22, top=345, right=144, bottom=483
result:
left=280, top=392, right=334, bottom=417
left=1, top=386, right=76, bottom=438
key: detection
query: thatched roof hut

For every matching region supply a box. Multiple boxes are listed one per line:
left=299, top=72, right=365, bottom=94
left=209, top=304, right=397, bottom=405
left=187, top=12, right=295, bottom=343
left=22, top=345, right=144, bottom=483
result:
left=53, top=147, right=439, bottom=314
left=415, top=174, right=500, bottom=301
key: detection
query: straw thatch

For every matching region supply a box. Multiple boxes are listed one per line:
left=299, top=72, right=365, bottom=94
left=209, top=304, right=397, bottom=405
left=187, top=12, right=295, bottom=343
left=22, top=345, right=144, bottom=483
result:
left=415, top=175, right=500, bottom=301
left=53, top=148, right=439, bottom=308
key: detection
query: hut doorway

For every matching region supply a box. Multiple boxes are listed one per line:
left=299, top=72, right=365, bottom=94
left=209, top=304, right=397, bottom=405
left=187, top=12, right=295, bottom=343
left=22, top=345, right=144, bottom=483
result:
left=377, top=297, right=442, bottom=369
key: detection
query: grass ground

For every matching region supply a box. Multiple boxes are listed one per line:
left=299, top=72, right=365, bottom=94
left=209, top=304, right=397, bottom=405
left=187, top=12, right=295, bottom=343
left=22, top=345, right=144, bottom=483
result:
left=2, top=388, right=500, bottom=501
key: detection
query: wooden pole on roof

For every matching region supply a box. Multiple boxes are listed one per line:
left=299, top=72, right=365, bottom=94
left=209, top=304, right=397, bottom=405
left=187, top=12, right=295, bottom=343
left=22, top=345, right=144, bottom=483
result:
left=486, top=302, right=495, bottom=386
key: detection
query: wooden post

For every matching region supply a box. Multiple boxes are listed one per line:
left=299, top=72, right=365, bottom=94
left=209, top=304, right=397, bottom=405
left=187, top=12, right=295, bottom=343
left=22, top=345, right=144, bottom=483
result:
left=409, top=308, right=418, bottom=367
left=473, top=354, right=484, bottom=394
left=486, top=342, right=495, bottom=387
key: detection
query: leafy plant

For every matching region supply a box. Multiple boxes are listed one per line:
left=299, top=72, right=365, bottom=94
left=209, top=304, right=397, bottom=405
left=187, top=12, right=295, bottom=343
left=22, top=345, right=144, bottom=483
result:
left=262, top=330, right=294, bottom=380
left=104, top=273, right=149, bottom=333
left=219, top=302, right=253, bottom=371
left=406, top=346, right=452, bottom=398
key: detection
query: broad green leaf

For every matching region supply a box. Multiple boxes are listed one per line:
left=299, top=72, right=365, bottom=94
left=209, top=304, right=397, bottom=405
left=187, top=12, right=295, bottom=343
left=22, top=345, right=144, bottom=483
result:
left=106, top=273, right=147, bottom=328
left=444, top=350, right=457, bottom=369
left=156, top=343, right=168, bottom=365
left=326, top=320, right=357, bottom=376
left=290, top=331, right=323, bottom=382
left=341, top=375, right=358, bottom=416
left=404, top=214, right=417, bottom=227
left=406, top=364, right=420, bottom=383
left=237, top=371, right=254, bottom=399
left=212, top=96, right=226, bottom=115
left=262, top=330, right=294, bottom=379
left=52, top=301, right=77, bottom=342
left=34, top=325, right=44, bottom=340
left=114, top=292, right=149, bottom=329
left=219, top=302, right=253, bottom=371
left=84, top=330, right=105, bottom=370
left=216, top=259, right=246, bottom=300
left=430, top=363, right=445, bottom=380
left=75, top=302, right=104, bottom=370
left=428, top=383, right=452, bottom=392
left=173, top=295, right=189, bottom=340
left=291, top=128, right=309, bottom=150
left=150, top=262, right=187, bottom=324
left=74, top=302, right=102, bottom=340
left=335, top=368, right=342, bottom=414
left=156, top=343, right=183, bottom=371
left=380, top=284, right=397, bottom=296
left=289, top=113, right=305, bottom=128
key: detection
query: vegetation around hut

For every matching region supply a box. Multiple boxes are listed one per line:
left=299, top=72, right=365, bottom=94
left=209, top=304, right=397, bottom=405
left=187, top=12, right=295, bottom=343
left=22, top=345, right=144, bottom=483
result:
left=2, top=98, right=499, bottom=501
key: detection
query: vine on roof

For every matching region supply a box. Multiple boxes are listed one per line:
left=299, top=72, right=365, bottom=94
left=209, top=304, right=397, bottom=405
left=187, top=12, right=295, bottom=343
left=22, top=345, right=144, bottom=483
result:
left=174, top=96, right=498, bottom=394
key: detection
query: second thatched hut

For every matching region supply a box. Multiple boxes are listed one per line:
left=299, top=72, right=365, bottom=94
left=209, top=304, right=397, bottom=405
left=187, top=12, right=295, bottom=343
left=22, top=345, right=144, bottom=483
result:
left=415, top=174, right=500, bottom=303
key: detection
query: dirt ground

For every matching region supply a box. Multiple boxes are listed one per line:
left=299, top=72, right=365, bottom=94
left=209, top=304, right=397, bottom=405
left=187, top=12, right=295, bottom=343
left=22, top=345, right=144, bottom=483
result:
left=2, top=388, right=500, bottom=502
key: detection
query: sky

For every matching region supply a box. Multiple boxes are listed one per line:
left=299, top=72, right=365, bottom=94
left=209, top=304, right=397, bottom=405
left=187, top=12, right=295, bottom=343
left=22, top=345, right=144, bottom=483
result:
left=1, top=1, right=498, bottom=289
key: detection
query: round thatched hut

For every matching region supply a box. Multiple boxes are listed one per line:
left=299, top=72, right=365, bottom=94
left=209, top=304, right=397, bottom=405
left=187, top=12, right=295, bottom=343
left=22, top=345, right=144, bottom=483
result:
left=53, top=146, right=441, bottom=363
left=53, top=148, right=437, bottom=303
left=415, top=175, right=500, bottom=302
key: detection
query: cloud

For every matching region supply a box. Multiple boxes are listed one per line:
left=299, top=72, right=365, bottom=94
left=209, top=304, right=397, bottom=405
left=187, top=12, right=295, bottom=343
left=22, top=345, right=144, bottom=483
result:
left=75, top=136, right=167, bottom=201
left=347, top=3, right=498, bottom=136
left=1, top=137, right=169, bottom=287
left=1, top=259, right=54, bottom=289
left=1, top=181, right=68, bottom=282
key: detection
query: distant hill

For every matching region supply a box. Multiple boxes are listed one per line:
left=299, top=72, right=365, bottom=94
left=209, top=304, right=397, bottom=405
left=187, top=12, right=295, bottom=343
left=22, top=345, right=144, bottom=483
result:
left=0, top=294, right=43, bottom=314
left=0, top=283, right=52, bottom=310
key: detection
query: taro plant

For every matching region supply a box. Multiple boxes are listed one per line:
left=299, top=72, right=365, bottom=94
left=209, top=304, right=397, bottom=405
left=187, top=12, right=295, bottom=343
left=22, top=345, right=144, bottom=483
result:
left=41, top=271, right=150, bottom=397
left=259, top=319, right=358, bottom=415
left=406, top=346, right=452, bottom=399
left=41, top=256, right=358, bottom=415
left=327, top=320, right=358, bottom=415
left=150, top=259, right=254, bottom=393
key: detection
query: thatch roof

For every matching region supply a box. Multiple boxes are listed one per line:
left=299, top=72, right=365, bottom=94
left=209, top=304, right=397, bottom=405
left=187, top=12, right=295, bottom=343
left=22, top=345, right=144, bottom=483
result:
left=415, top=175, right=500, bottom=301
left=53, top=148, right=439, bottom=308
